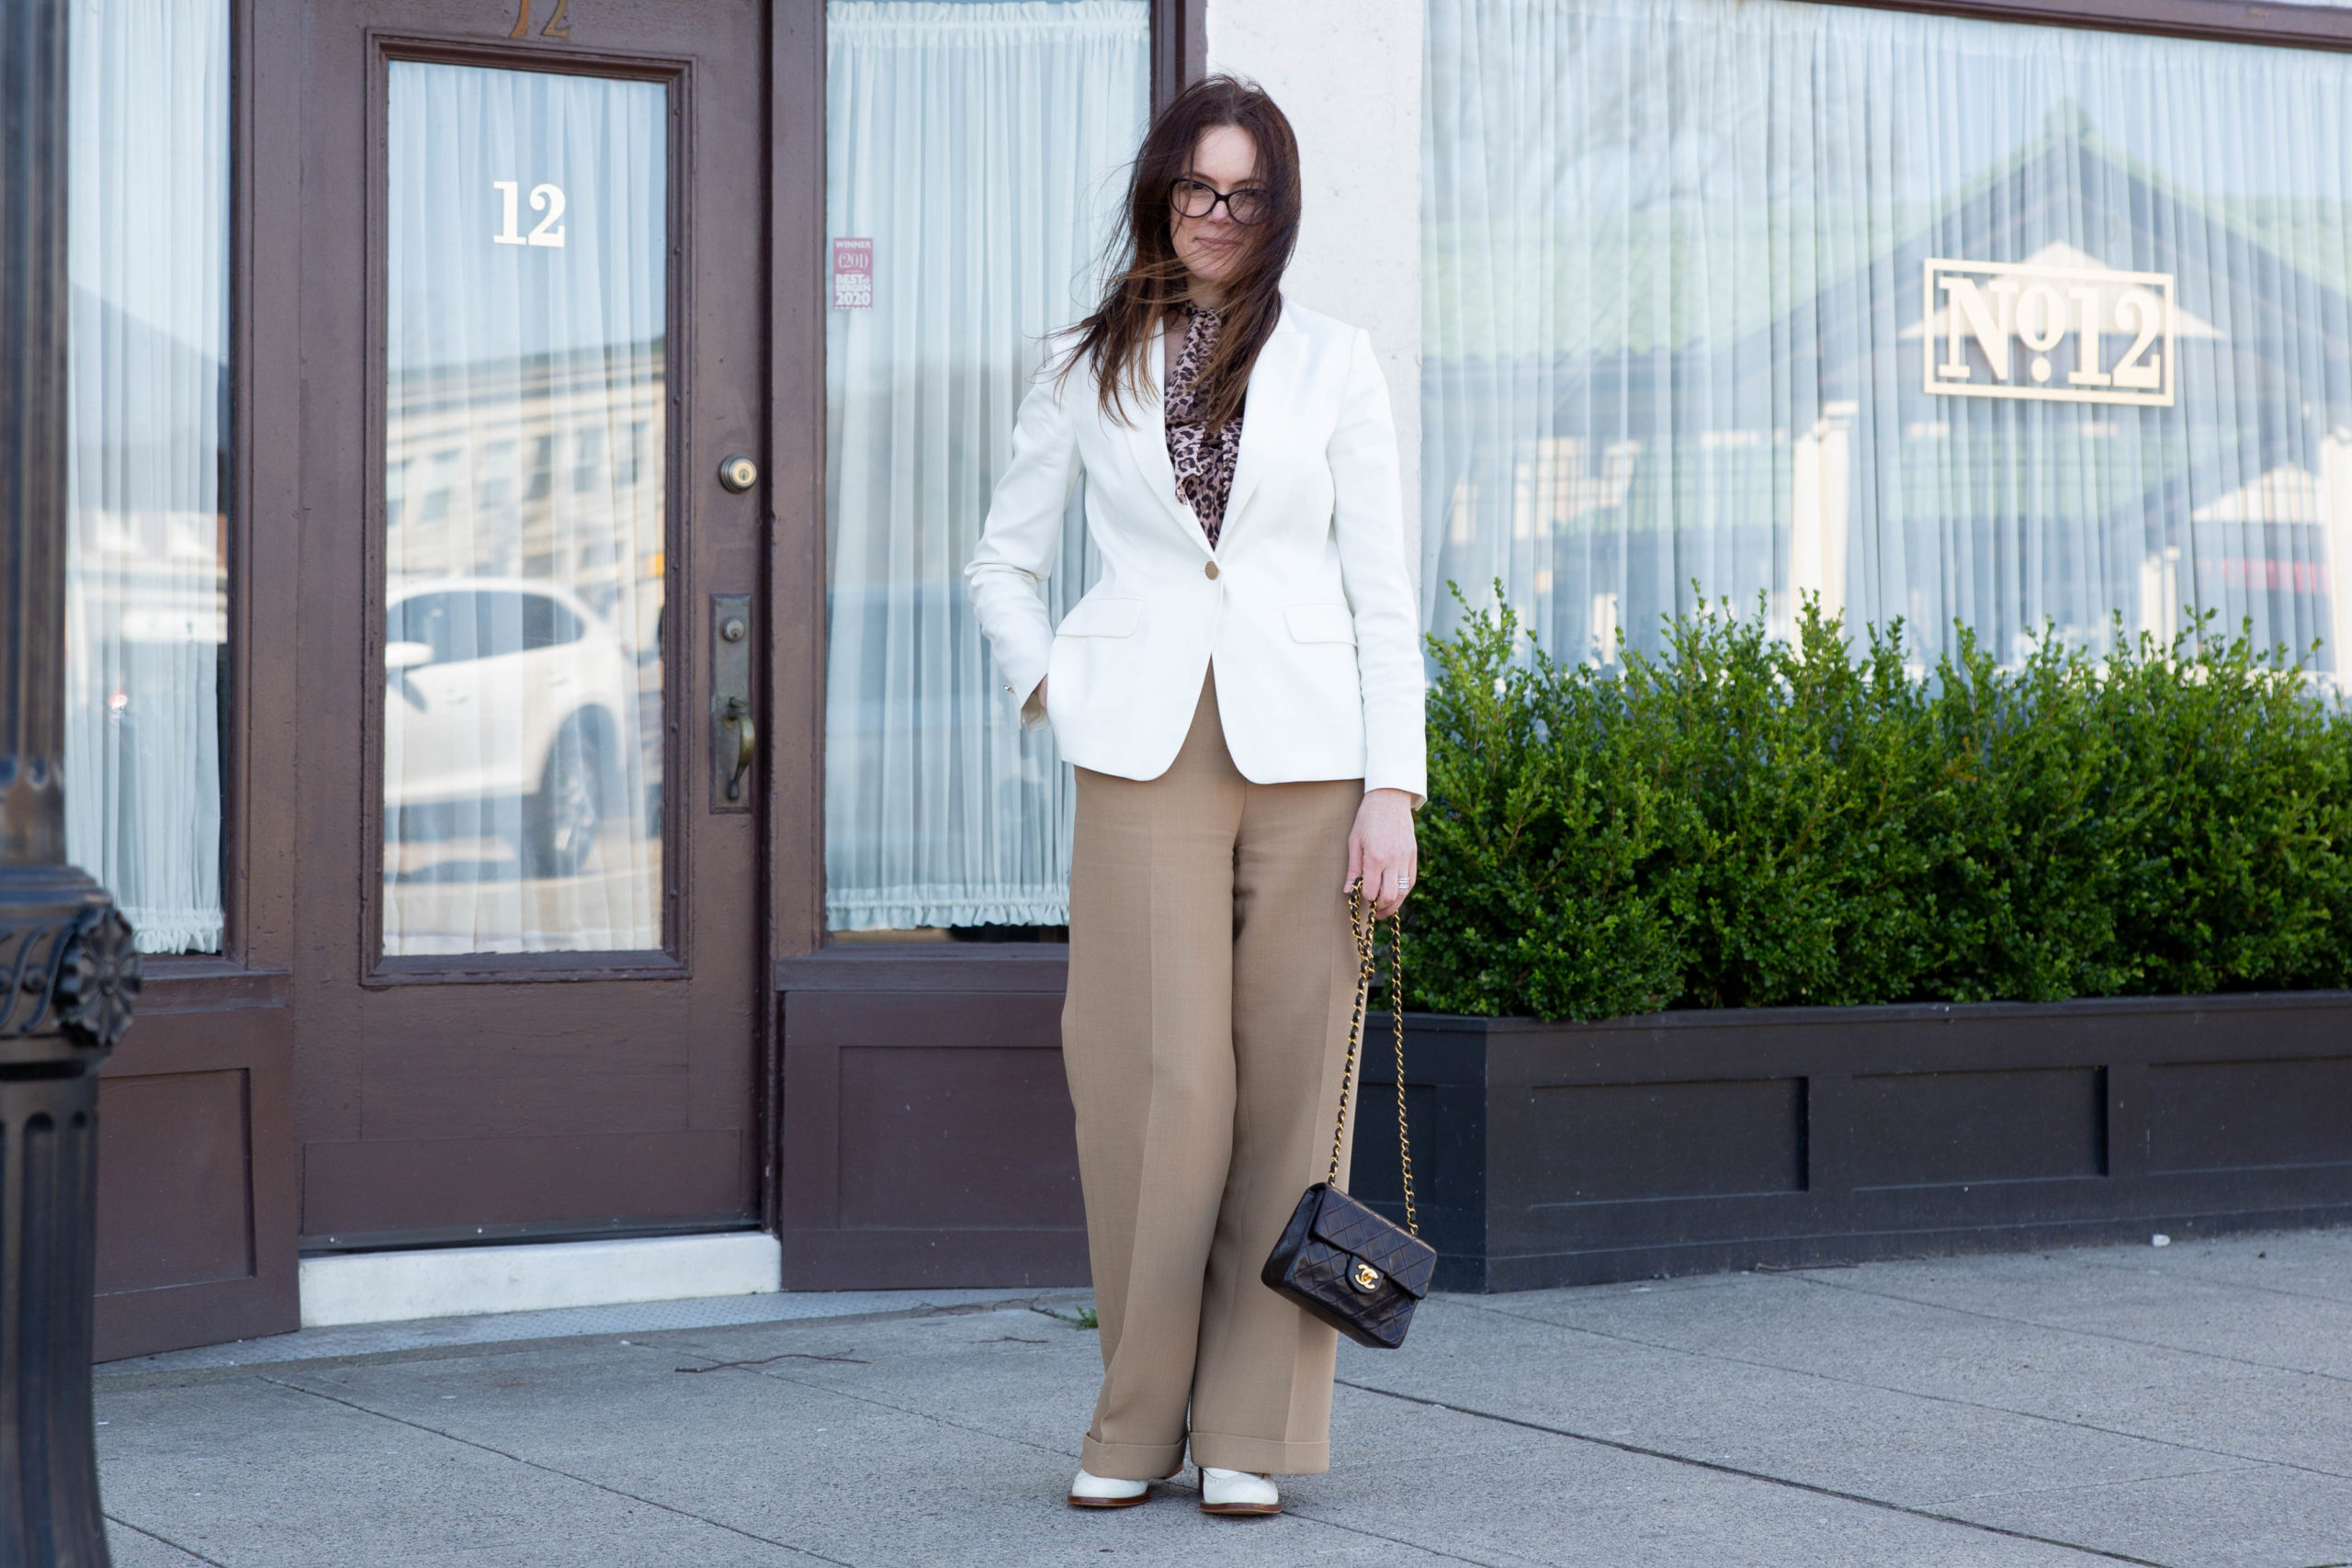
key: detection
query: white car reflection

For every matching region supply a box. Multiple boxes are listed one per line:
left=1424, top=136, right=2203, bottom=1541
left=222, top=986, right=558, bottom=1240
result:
left=384, top=578, right=641, bottom=877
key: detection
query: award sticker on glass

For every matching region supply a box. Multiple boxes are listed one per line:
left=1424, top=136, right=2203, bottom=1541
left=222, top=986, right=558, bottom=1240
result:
left=831, top=237, right=873, bottom=310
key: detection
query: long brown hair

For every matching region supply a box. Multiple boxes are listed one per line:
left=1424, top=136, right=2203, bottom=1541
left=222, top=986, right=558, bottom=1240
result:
left=1057, top=75, right=1302, bottom=430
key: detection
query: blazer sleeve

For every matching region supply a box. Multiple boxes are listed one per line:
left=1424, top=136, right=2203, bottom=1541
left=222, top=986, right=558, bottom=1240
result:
left=964, top=362, right=1080, bottom=730
left=1329, top=328, right=1428, bottom=806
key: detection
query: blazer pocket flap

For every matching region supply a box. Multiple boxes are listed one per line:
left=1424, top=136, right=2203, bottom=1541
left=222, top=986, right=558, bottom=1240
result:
left=1056, top=596, right=1142, bottom=638
left=1283, top=603, right=1358, bottom=646
left=1308, top=1189, right=1438, bottom=1298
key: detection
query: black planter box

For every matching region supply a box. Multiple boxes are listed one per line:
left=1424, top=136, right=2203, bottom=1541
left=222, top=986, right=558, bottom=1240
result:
left=1349, top=992, right=2352, bottom=1292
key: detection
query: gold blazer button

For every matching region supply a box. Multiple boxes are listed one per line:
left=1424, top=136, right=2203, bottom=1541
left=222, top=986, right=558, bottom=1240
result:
left=1204, top=560, right=1220, bottom=580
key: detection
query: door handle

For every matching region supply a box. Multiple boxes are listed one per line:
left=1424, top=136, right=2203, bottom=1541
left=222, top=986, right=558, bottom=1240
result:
left=708, top=592, right=754, bottom=813
left=722, top=694, right=755, bottom=802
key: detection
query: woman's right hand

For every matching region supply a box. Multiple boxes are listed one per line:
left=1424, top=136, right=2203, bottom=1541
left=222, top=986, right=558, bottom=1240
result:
left=1033, top=675, right=1048, bottom=716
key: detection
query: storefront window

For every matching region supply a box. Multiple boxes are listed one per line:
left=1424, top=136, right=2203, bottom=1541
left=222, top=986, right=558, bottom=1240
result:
left=1423, top=0, right=2352, bottom=678
left=822, top=0, right=1149, bottom=933
left=66, top=0, right=232, bottom=953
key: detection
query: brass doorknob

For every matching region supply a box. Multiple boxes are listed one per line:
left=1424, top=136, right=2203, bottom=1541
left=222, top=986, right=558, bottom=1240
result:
left=718, top=454, right=758, bottom=493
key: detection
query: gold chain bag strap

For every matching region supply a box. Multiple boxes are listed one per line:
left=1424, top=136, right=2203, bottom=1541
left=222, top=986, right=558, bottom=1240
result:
left=1259, top=883, right=1437, bottom=1350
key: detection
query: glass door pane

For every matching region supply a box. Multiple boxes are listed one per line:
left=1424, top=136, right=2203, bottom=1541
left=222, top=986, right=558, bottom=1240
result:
left=382, top=62, right=667, bottom=955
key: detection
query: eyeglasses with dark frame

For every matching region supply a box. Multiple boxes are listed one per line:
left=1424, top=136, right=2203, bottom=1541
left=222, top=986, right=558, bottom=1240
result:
left=1170, top=176, right=1270, bottom=227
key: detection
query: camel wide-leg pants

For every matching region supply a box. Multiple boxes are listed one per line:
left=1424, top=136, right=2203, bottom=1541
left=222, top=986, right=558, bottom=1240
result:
left=1063, top=669, right=1364, bottom=1480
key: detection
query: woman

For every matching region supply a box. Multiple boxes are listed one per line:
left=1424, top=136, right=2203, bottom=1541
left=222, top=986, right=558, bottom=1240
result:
left=965, top=75, right=1422, bottom=1518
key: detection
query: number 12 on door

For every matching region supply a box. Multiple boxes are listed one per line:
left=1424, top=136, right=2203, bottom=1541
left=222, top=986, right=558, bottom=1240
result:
left=492, top=181, right=567, bottom=248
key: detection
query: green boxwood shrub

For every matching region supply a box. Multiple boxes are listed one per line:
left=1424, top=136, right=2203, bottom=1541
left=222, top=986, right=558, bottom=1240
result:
left=1406, top=587, right=2352, bottom=1021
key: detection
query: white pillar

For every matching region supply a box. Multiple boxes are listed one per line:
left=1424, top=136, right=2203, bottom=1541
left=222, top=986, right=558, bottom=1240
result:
left=1205, top=0, right=1424, bottom=592
left=2324, top=431, right=2352, bottom=691
left=1790, top=401, right=1857, bottom=636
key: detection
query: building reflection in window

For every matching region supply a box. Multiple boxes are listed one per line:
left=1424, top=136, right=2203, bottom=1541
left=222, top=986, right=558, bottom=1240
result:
left=380, top=62, right=668, bottom=956
left=1425, top=0, right=2352, bottom=683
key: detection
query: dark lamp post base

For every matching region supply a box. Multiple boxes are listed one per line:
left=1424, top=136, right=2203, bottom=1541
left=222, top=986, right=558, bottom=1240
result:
left=0, top=1055, right=110, bottom=1568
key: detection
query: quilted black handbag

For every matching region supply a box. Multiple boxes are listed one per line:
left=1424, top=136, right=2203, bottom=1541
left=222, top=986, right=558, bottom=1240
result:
left=1261, top=886, right=1436, bottom=1350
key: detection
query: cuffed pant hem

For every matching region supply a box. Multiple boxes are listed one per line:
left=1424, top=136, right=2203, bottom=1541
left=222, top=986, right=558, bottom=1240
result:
left=1186, top=1430, right=1330, bottom=1476
left=1080, top=1435, right=1187, bottom=1482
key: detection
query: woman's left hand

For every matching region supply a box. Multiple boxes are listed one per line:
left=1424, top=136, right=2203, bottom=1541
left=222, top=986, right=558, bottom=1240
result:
left=1346, top=788, right=1419, bottom=919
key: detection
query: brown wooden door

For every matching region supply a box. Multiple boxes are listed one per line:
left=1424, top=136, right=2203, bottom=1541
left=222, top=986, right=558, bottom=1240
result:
left=284, top=0, right=767, bottom=1250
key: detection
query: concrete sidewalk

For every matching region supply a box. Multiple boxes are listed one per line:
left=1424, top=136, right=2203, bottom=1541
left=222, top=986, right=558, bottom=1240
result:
left=93, top=1227, right=2352, bottom=1567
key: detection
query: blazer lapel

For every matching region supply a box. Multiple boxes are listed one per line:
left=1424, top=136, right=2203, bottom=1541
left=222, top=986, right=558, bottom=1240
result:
left=1121, top=329, right=1214, bottom=555
left=1221, top=303, right=1305, bottom=539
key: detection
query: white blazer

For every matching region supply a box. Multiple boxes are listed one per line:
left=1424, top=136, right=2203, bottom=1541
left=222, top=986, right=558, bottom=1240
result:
left=964, top=299, right=1426, bottom=803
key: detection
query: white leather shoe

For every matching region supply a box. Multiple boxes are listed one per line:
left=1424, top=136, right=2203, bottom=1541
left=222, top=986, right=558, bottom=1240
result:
left=1067, top=1468, right=1151, bottom=1509
left=1200, top=1466, right=1281, bottom=1517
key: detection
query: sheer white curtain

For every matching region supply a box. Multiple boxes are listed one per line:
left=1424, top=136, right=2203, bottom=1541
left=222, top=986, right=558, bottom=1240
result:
left=824, top=0, right=1148, bottom=931
left=65, top=0, right=231, bottom=954
left=1424, top=0, right=2352, bottom=676
left=381, top=64, right=668, bottom=954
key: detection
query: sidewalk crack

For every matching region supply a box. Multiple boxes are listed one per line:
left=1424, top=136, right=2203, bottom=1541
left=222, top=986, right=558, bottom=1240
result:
left=1436, top=1292, right=2352, bottom=1486
left=1281, top=1505, right=1526, bottom=1567
left=2075, top=1254, right=2352, bottom=1314
left=1922, top=1461, right=2266, bottom=1507
left=1792, top=1269, right=2352, bottom=1387
left=103, top=1514, right=231, bottom=1567
left=1337, top=1378, right=2174, bottom=1567
left=258, top=1375, right=857, bottom=1568
left=662, top=1348, right=1512, bottom=1564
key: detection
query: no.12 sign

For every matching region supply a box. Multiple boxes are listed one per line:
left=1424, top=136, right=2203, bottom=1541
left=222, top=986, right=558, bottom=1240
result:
left=1922, top=255, right=2176, bottom=408
left=492, top=180, right=567, bottom=248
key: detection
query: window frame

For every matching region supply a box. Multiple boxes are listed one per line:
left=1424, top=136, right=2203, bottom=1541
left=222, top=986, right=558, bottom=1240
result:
left=1838, top=0, right=2352, bottom=51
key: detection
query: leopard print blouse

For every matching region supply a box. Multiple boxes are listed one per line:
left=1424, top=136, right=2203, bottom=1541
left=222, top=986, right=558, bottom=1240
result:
left=1165, top=303, right=1243, bottom=547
